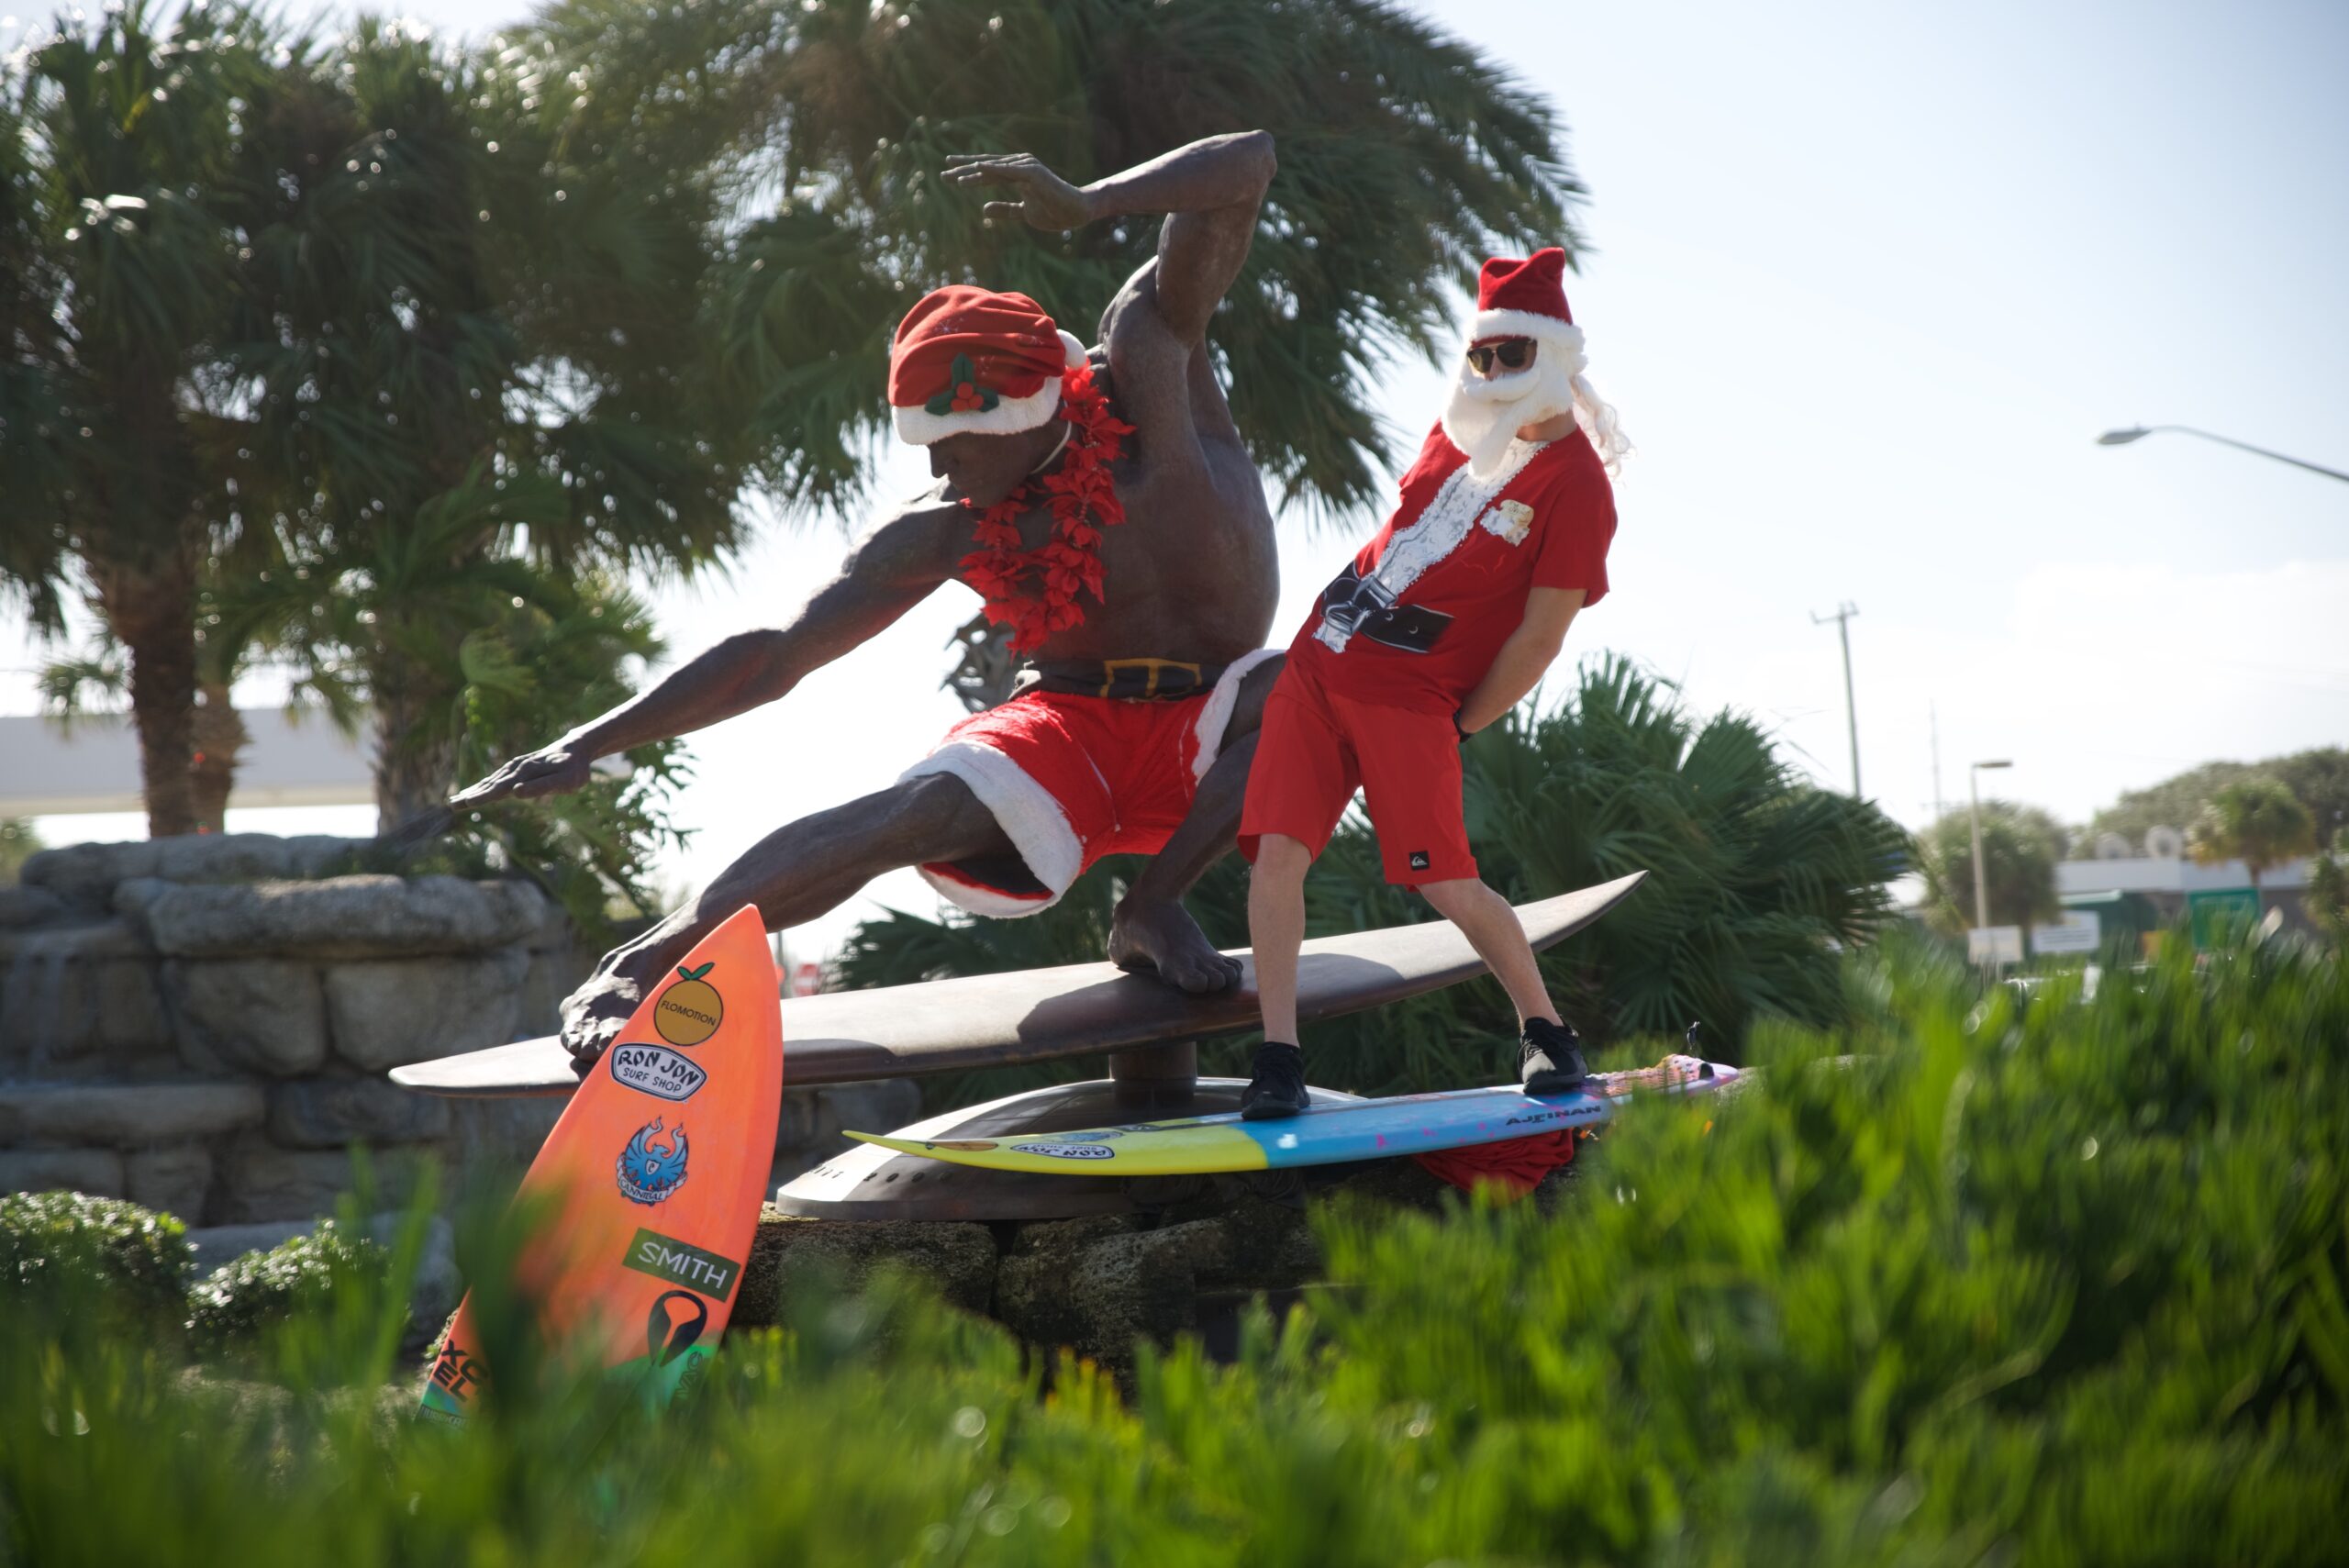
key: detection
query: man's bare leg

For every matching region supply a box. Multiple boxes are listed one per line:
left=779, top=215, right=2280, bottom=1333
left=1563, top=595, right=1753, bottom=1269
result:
left=560, top=773, right=1012, bottom=1061
left=1246, top=833, right=1314, bottom=1043
left=1415, top=877, right=1562, bottom=1029
left=1107, top=655, right=1284, bottom=993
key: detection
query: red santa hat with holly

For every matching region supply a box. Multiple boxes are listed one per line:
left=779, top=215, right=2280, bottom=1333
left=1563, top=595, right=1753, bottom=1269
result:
left=889, top=285, right=1087, bottom=445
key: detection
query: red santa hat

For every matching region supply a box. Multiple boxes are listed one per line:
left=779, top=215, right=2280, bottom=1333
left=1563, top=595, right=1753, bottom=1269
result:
left=1465, top=247, right=1586, bottom=366
left=889, top=284, right=1087, bottom=445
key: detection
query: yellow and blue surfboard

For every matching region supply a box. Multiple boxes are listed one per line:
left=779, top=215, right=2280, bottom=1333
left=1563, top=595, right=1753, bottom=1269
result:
left=846, top=1054, right=1736, bottom=1178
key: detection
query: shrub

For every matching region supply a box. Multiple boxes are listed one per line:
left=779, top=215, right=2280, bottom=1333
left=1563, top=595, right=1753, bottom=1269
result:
left=185, top=1221, right=393, bottom=1362
left=1, top=932, right=2342, bottom=1563
left=0, top=1191, right=192, bottom=1331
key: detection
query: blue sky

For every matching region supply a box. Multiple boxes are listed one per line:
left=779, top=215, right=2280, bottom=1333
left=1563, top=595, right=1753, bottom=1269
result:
left=6, top=0, right=2344, bottom=958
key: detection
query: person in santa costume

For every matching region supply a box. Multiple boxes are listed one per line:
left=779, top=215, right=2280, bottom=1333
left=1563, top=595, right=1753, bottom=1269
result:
left=1236, top=247, right=1627, bottom=1118
left=448, top=133, right=1290, bottom=1065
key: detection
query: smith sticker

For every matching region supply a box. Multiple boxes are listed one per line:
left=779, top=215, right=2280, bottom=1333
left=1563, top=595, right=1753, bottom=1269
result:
left=622, top=1229, right=742, bottom=1303
left=1010, top=1142, right=1116, bottom=1161
left=608, top=1042, right=708, bottom=1103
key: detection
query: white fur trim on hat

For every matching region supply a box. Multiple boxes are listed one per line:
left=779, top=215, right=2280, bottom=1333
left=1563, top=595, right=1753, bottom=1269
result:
left=893, top=377, right=1064, bottom=446
left=897, top=740, right=1085, bottom=917
left=1466, top=309, right=1587, bottom=374
left=1188, top=649, right=1280, bottom=783
left=890, top=330, right=1090, bottom=446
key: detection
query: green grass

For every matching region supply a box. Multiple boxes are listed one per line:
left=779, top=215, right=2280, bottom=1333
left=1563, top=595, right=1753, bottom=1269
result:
left=4, top=932, right=2344, bottom=1564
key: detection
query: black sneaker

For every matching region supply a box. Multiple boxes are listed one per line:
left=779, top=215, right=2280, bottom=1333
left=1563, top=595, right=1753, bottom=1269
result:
left=1240, top=1040, right=1310, bottom=1119
left=1520, top=1018, right=1589, bottom=1095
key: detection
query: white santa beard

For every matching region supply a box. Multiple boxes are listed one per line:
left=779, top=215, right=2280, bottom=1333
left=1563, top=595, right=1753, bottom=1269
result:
left=1440, top=356, right=1576, bottom=481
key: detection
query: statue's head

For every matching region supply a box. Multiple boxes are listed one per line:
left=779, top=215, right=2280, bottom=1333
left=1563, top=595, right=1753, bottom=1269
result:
left=891, top=284, right=1087, bottom=507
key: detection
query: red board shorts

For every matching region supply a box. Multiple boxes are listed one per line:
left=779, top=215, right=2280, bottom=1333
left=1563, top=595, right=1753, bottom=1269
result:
left=1238, top=656, right=1476, bottom=885
left=899, top=651, right=1277, bottom=917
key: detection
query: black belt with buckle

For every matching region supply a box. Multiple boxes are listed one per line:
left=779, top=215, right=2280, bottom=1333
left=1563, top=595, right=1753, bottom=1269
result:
left=1319, top=564, right=1453, bottom=654
left=1019, top=658, right=1229, bottom=701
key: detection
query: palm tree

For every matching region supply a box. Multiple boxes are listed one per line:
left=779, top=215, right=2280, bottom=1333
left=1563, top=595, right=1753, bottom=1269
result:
left=38, top=535, right=351, bottom=834
left=2308, top=831, right=2349, bottom=946
left=841, top=656, right=1911, bottom=1104
left=1916, top=800, right=2065, bottom=935
left=533, top=0, right=1586, bottom=519
left=2188, top=778, right=2318, bottom=904
left=209, top=19, right=747, bottom=823
left=2, top=4, right=280, bottom=837
left=0, top=77, right=71, bottom=642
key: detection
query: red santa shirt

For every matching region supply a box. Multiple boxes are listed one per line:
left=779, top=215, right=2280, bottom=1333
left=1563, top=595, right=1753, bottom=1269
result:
left=1288, top=422, right=1616, bottom=714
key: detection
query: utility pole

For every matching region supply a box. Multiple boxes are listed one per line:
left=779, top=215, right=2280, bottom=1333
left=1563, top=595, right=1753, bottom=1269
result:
left=1970, top=759, right=2013, bottom=932
left=1930, top=703, right=1944, bottom=821
left=1811, top=603, right=1861, bottom=797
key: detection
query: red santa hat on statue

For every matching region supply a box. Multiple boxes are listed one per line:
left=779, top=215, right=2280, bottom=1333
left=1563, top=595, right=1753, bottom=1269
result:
left=889, top=285, right=1087, bottom=445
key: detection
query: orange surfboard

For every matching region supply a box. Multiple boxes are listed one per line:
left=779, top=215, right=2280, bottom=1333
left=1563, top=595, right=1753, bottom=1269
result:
left=421, top=906, right=782, bottom=1420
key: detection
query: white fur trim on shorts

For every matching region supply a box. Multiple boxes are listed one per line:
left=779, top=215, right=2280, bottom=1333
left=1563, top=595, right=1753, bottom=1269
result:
left=897, top=740, right=1085, bottom=918
left=1190, top=648, right=1280, bottom=783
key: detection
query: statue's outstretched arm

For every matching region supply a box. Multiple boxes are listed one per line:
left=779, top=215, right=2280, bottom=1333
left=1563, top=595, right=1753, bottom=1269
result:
left=943, top=132, right=1275, bottom=347
left=1092, top=130, right=1275, bottom=345
left=450, top=503, right=959, bottom=809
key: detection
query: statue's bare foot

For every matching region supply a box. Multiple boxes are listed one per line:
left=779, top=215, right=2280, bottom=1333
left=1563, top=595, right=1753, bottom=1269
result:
left=1108, top=896, right=1242, bottom=994
left=558, top=964, right=648, bottom=1068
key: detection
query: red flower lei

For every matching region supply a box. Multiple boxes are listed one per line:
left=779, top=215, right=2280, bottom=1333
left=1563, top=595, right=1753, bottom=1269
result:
left=955, top=362, right=1134, bottom=654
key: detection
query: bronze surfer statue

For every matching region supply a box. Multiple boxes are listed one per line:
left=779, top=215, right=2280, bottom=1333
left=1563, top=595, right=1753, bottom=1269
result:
left=449, top=132, right=1286, bottom=1063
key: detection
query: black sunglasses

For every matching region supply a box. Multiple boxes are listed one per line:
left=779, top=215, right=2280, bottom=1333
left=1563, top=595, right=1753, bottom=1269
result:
left=1465, top=338, right=1537, bottom=375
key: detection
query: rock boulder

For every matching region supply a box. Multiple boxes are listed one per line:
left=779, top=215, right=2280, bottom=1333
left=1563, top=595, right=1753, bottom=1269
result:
left=138, top=875, right=545, bottom=961
left=161, top=960, right=329, bottom=1076
left=323, top=949, right=532, bottom=1071
left=266, top=1077, right=452, bottom=1148
left=0, top=1081, right=264, bottom=1147
left=736, top=1211, right=999, bottom=1326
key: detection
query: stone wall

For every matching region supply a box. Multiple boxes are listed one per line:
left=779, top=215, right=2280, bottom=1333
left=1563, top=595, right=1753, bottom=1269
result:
left=729, top=1158, right=1569, bottom=1387
left=0, top=833, right=915, bottom=1226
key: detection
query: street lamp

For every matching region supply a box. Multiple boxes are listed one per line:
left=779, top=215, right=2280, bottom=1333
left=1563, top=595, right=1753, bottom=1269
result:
left=1969, top=760, right=2012, bottom=932
left=2098, top=425, right=2349, bottom=484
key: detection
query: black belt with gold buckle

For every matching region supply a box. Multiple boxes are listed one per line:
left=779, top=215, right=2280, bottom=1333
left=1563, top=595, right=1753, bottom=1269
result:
left=1019, top=658, right=1228, bottom=702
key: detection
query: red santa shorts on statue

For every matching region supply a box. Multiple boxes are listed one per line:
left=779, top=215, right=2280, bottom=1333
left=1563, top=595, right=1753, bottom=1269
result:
left=1238, top=657, right=1477, bottom=885
left=898, top=651, right=1277, bottom=917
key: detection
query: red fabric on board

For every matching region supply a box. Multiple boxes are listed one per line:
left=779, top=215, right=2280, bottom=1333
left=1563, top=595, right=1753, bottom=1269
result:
left=1413, top=1128, right=1577, bottom=1200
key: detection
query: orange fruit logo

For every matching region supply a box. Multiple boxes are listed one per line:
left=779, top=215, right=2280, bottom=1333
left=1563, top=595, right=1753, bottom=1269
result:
left=654, top=962, right=724, bottom=1047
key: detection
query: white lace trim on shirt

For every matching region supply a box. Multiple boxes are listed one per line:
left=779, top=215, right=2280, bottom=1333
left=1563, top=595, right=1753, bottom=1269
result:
left=1314, top=439, right=1551, bottom=654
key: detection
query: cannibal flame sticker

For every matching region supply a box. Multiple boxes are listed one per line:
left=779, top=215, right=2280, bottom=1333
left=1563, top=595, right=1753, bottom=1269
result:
left=617, top=1118, right=690, bottom=1205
